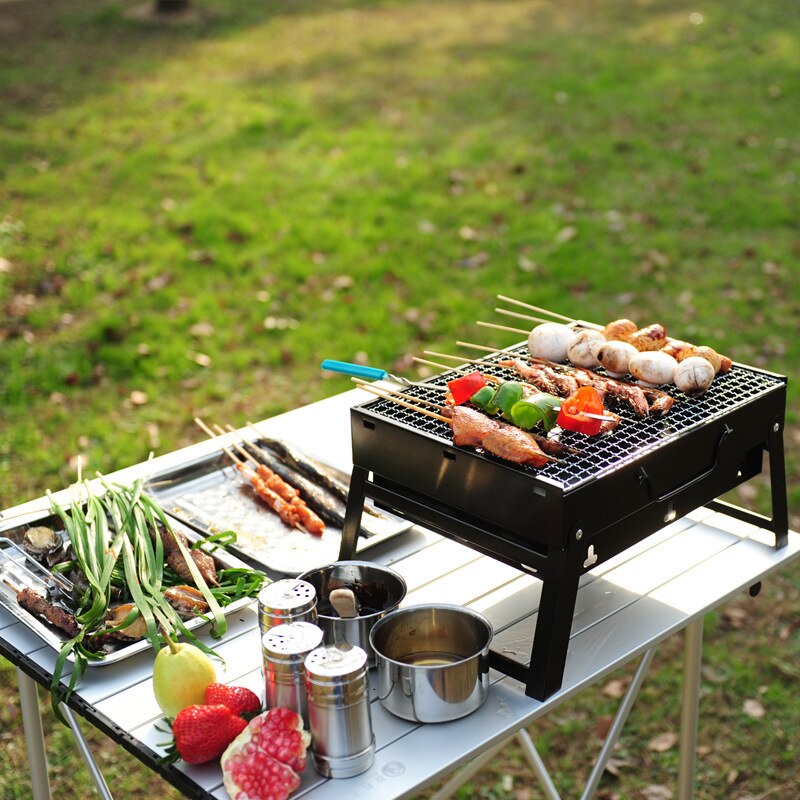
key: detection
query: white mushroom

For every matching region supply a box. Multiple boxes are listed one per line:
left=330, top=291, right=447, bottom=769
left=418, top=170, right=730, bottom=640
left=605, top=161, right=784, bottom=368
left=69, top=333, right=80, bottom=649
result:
left=597, top=341, right=639, bottom=377
left=527, top=323, right=574, bottom=363
left=674, top=356, right=715, bottom=395
left=629, top=350, right=677, bottom=387
left=566, top=329, right=606, bottom=368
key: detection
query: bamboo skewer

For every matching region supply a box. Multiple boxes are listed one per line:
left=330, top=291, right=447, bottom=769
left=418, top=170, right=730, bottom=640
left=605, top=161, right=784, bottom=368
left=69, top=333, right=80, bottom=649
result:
left=351, top=378, right=444, bottom=409
left=356, top=382, right=451, bottom=423
left=194, top=417, right=246, bottom=466
left=412, top=355, right=473, bottom=374
left=495, top=296, right=604, bottom=331
left=422, top=350, right=477, bottom=367
left=457, top=340, right=507, bottom=354
left=494, top=307, right=555, bottom=326
left=496, top=295, right=578, bottom=323
left=476, top=320, right=529, bottom=336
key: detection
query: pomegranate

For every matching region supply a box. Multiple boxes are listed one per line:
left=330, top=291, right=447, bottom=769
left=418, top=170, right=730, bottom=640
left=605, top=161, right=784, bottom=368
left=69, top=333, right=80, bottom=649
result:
left=221, top=708, right=310, bottom=800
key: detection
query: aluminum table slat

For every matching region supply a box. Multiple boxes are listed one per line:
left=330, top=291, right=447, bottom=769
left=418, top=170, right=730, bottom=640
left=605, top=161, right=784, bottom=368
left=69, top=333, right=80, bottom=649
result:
left=0, top=388, right=797, bottom=800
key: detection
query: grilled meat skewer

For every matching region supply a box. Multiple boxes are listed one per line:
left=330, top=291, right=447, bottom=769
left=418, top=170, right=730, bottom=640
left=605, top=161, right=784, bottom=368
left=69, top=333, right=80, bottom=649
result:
left=442, top=406, right=551, bottom=468
left=17, top=588, right=80, bottom=638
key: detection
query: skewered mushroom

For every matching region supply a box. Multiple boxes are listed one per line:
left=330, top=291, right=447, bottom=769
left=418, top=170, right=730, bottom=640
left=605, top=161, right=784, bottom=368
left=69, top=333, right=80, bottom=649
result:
left=674, top=356, right=715, bottom=395
left=629, top=350, right=677, bottom=387
left=597, top=341, right=639, bottom=377
left=567, top=329, right=606, bottom=368
left=528, top=323, right=574, bottom=362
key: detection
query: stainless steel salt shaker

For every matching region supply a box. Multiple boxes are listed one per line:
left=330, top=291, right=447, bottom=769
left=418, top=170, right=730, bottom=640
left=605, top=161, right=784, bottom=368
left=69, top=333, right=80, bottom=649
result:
left=257, top=579, right=317, bottom=635
left=262, top=622, right=323, bottom=726
left=304, top=644, right=374, bottom=778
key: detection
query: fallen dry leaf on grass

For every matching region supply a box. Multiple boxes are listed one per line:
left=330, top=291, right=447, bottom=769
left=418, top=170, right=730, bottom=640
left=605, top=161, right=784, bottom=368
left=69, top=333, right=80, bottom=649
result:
left=189, top=321, right=214, bottom=338
left=640, top=785, right=673, bottom=800
left=602, top=678, right=630, bottom=699
left=595, top=715, right=613, bottom=739
left=742, top=699, right=765, bottom=719
left=647, top=732, right=677, bottom=752
left=723, top=606, right=749, bottom=628
left=129, top=390, right=148, bottom=406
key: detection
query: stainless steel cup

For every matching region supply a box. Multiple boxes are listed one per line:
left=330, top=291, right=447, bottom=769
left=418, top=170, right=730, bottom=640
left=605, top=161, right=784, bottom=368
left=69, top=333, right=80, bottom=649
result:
left=262, top=622, right=323, bottom=726
left=298, top=561, right=406, bottom=666
left=257, top=579, right=317, bottom=635
left=304, top=644, right=374, bottom=778
left=369, top=604, right=493, bottom=723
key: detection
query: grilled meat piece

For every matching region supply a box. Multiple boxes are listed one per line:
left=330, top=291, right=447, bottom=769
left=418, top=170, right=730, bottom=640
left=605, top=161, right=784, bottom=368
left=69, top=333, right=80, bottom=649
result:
left=17, top=588, right=80, bottom=638
left=443, top=407, right=550, bottom=468
left=641, top=386, right=675, bottom=415
left=629, top=324, right=668, bottom=351
left=602, top=318, right=638, bottom=342
left=159, top=525, right=218, bottom=586
left=501, top=357, right=652, bottom=418
left=442, top=405, right=499, bottom=447
left=482, top=425, right=550, bottom=468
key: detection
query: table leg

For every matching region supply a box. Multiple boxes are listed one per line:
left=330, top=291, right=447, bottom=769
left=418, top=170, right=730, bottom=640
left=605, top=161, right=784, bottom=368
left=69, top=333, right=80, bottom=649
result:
left=62, top=705, right=114, bottom=800
left=16, top=668, right=51, bottom=800
left=516, top=729, right=562, bottom=800
left=580, top=648, right=656, bottom=800
left=427, top=739, right=508, bottom=800
left=677, top=618, right=704, bottom=800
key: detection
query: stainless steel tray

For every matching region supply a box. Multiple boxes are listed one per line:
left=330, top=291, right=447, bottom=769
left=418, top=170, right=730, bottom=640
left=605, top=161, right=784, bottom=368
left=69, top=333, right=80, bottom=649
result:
left=0, top=509, right=254, bottom=667
left=145, top=440, right=412, bottom=576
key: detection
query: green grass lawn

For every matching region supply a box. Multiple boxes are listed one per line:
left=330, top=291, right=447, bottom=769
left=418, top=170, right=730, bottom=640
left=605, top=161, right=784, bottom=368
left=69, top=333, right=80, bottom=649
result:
left=0, top=0, right=798, bottom=798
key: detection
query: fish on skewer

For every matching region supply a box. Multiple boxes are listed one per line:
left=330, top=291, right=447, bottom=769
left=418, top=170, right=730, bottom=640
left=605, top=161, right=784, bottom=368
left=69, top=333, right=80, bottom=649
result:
left=248, top=424, right=385, bottom=519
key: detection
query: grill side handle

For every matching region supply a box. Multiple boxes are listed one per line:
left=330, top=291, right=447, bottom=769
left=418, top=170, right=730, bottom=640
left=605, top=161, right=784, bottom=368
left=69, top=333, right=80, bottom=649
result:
left=636, top=424, right=733, bottom=503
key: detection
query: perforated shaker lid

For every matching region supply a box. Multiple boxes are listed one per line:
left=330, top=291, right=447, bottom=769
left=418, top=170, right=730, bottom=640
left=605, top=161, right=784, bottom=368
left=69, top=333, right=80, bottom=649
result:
left=263, top=622, right=323, bottom=656
left=305, top=644, right=368, bottom=681
left=258, top=579, right=317, bottom=615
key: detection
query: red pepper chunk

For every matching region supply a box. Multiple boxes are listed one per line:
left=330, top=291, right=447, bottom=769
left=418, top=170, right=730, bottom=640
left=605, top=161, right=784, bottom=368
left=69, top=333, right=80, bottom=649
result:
left=447, top=371, right=487, bottom=405
left=556, top=386, right=605, bottom=435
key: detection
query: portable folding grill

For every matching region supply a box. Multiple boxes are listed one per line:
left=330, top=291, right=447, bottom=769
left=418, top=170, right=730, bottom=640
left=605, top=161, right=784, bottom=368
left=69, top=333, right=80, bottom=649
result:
left=338, top=344, right=788, bottom=700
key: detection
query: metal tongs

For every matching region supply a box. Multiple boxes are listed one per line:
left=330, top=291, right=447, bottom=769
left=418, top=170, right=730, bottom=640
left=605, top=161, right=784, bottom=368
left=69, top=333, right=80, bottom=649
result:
left=0, top=537, right=73, bottom=598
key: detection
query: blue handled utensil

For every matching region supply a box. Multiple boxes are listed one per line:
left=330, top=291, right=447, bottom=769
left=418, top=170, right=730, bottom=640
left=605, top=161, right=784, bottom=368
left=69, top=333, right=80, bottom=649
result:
left=320, top=359, right=414, bottom=386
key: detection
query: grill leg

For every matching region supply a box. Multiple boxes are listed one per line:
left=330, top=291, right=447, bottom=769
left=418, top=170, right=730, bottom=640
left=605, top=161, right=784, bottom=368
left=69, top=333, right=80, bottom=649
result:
left=525, top=549, right=582, bottom=700
left=339, top=466, right=368, bottom=560
left=767, top=423, right=788, bottom=549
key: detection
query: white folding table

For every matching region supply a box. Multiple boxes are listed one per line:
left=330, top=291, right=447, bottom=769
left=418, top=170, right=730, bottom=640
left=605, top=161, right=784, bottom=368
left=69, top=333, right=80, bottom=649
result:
left=2, top=389, right=798, bottom=800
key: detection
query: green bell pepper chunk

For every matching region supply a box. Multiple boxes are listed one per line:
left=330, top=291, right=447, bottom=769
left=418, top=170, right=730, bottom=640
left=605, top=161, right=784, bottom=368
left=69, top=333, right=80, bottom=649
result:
left=510, top=393, right=561, bottom=432
left=491, top=381, right=525, bottom=418
left=469, top=385, right=498, bottom=413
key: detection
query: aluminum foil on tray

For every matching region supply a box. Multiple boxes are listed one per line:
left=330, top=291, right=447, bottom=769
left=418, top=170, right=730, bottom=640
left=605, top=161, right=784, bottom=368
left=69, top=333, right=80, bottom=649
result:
left=145, top=437, right=411, bottom=576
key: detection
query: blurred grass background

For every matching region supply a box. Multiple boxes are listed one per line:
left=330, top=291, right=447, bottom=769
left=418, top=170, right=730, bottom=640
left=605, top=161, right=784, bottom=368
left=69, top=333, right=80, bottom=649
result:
left=0, top=0, right=798, bottom=798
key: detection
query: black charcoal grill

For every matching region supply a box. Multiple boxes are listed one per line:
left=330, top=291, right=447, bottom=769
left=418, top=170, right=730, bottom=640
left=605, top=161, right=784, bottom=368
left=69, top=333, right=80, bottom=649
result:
left=338, top=344, right=789, bottom=700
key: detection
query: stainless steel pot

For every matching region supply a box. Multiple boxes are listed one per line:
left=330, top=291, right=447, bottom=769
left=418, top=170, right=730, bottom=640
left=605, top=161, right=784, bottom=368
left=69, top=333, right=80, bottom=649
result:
left=369, top=604, right=493, bottom=723
left=298, top=561, right=406, bottom=666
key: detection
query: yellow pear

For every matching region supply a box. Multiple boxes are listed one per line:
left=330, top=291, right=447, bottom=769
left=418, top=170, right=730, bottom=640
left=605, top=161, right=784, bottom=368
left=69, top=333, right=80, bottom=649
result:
left=152, top=638, right=216, bottom=719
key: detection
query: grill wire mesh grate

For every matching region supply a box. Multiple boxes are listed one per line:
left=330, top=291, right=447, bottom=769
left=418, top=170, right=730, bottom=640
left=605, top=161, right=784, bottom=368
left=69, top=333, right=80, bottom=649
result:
left=361, top=344, right=784, bottom=491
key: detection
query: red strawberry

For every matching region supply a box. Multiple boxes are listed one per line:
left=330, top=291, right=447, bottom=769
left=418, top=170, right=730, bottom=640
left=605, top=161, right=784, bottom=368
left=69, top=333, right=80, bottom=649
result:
left=204, top=683, right=262, bottom=717
left=172, top=704, right=247, bottom=765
